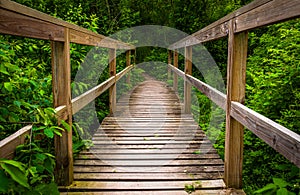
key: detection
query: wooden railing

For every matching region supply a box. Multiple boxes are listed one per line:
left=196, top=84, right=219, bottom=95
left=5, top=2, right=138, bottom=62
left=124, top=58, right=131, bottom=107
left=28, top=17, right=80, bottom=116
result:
left=0, top=0, right=135, bottom=185
left=168, top=0, right=300, bottom=189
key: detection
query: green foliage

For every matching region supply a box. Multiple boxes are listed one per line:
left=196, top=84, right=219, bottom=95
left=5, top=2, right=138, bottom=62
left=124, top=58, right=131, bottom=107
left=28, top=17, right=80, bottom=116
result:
left=254, top=178, right=297, bottom=195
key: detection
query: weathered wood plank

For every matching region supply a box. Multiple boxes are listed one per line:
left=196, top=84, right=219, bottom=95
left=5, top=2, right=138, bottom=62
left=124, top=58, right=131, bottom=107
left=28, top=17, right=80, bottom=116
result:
left=184, top=46, right=192, bottom=113
left=73, top=172, right=223, bottom=180
left=236, top=0, right=300, bottom=33
left=0, top=0, right=135, bottom=49
left=224, top=21, right=247, bottom=188
left=109, top=48, right=117, bottom=114
left=0, top=125, right=31, bottom=159
left=60, top=190, right=243, bottom=195
left=231, top=101, right=300, bottom=167
left=63, top=180, right=225, bottom=190
left=0, top=8, right=64, bottom=41
left=51, top=28, right=73, bottom=185
left=169, top=0, right=300, bottom=49
left=73, top=165, right=224, bottom=173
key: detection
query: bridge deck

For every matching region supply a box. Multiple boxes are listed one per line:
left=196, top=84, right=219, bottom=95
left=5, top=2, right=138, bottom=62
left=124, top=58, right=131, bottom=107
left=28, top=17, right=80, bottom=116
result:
left=60, top=79, right=226, bottom=194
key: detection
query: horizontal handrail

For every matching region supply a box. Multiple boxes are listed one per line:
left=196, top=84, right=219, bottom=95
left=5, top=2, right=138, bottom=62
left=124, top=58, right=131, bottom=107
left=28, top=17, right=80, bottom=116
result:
left=169, top=0, right=300, bottom=49
left=0, top=125, right=32, bottom=159
left=169, top=64, right=300, bottom=167
left=55, top=65, right=134, bottom=120
left=0, top=0, right=135, bottom=49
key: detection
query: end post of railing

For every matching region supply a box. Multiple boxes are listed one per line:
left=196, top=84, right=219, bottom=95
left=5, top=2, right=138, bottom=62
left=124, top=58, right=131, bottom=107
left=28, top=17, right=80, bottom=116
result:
left=224, top=19, right=248, bottom=189
left=51, top=28, right=73, bottom=186
left=184, top=46, right=192, bottom=113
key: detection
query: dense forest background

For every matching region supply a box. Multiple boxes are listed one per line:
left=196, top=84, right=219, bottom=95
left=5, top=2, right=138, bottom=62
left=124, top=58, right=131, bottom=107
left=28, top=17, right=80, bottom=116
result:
left=0, top=0, right=299, bottom=194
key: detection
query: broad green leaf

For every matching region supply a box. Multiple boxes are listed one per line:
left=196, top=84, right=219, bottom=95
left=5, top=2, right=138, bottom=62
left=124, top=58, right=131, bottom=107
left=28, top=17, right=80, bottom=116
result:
left=276, top=188, right=289, bottom=195
left=0, top=163, right=29, bottom=188
left=44, top=128, right=54, bottom=138
left=273, top=178, right=288, bottom=188
left=254, top=183, right=277, bottom=194
left=0, top=159, right=26, bottom=172
left=4, top=82, right=13, bottom=92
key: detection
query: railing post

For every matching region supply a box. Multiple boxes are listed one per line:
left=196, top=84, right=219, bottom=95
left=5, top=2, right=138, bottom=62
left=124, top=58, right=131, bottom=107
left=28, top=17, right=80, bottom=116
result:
left=126, top=50, right=131, bottom=84
left=168, top=50, right=172, bottom=81
left=109, top=48, right=117, bottom=114
left=51, top=28, right=73, bottom=185
left=173, top=49, right=178, bottom=92
left=184, top=46, right=192, bottom=113
left=224, top=19, right=248, bottom=189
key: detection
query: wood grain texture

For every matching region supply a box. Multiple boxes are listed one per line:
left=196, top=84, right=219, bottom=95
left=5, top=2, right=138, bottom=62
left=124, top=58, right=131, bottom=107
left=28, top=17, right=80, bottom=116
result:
left=51, top=29, right=73, bottom=185
left=0, top=8, right=64, bottom=41
left=60, top=78, right=225, bottom=194
left=0, top=125, right=31, bottom=159
left=184, top=46, right=192, bottom=113
left=224, top=22, right=248, bottom=188
left=109, top=48, right=117, bottom=114
left=0, top=0, right=134, bottom=49
left=231, top=102, right=300, bottom=168
left=169, top=0, right=300, bottom=49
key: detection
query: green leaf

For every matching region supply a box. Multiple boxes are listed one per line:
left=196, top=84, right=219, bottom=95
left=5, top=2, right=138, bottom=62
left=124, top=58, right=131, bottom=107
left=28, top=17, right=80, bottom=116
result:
left=273, top=178, right=289, bottom=188
left=60, top=120, right=71, bottom=131
left=0, top=170, right=9, bottom=192
left=0, top=159, right=26, bottom=172
left=44, top=128, right=54, bottom=138
left=0, top=163, right=29, bottom=188
left=276, top=188, right=289, bottom=195
left=254, top=183, right=277, bottom=194
left=13, top=100, right=21, bottom=108
left=4, top=82, right=13, bottom=92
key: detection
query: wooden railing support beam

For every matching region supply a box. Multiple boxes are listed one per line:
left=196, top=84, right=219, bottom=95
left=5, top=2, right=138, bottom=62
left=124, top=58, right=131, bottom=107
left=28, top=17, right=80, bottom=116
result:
left=173, top=49, right=178, bottom=92
left=51, top=28, right=73, bottom=186
left=224, top=20, right=248, bottom=189
left=184, top=46, right=192, bottom=113
left=109, top=48, right=117, bottom=114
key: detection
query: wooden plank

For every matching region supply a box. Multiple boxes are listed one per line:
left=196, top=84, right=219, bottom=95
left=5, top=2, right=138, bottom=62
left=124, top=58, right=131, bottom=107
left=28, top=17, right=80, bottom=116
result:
left=63, top=180, right=225, bottom=190
left=109, top=48, right=116, bottom=114
left=74, top=159, right=224, bottom=166
left=235, top=0, right=300, bottom=33
left=169, top=0, right=300, bottom=49
left=73, top=165, right=224, bottom=173
left=224, top=20, right=247, bottom=189
left=231, top=101, right=300, bottom=168
left=60, top=190, right=232, bottom=195
left=76, top=153, right=221, bottom=160
left=184, top=46, right=192, bottom=113
left=0, top=125, right=32, bottom=159
left=173, top=49, right=179, bottom=92
left=51, top=28, right=73, bottom=185
left=0, top=0, right=135, bottom=49
left=0, top=8, right=64, bottom=41
left=73, top=172, right=223, bottom=180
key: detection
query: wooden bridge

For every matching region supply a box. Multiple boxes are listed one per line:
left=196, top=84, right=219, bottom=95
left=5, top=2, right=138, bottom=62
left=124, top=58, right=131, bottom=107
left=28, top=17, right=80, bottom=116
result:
left=0, top=0, right=300, bottom=194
